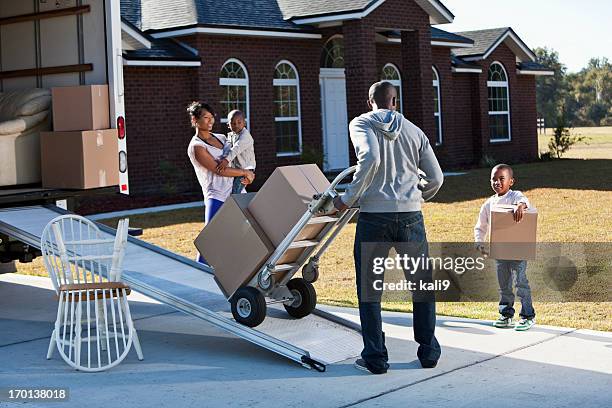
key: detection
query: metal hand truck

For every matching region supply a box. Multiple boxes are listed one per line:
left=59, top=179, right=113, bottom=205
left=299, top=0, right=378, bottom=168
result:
left=229, top=166, right=358, bottom=327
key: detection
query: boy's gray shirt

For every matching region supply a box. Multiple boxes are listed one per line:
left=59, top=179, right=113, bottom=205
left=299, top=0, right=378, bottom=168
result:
left=223, top=127, right=256, bottom=170
left=342, top=109, right=444, bottom=212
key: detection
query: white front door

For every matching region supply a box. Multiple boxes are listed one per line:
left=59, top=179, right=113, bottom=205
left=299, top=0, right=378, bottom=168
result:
left=320, top=69, right=349, bottom=171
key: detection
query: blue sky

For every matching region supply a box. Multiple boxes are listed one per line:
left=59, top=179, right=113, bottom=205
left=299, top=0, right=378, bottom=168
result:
left=440, top=0, right=612, bottom=73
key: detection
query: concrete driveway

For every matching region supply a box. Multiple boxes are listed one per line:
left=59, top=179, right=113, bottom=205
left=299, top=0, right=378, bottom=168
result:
left=1, top=273, right=610, bottom=408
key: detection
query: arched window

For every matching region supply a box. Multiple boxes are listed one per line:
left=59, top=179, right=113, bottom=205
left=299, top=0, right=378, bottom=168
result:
left=219, top=58, right=249, bottom=124
left=487, top=62, right=511, bottom=141
left=274, top=61, right=302, bottom=155
left=432, top=66, right=442, bottom=145
left=381, top=63, right=402, bottom=113
left=321, top=36, right=344, bottom=68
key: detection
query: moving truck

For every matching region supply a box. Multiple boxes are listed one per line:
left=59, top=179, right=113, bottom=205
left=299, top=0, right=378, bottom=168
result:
left=0, top=0, right=128, bottom=268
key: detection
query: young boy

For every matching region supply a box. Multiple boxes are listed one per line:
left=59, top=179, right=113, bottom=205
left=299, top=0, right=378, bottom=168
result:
left=474, top=164, right=536, bottom=331
left=216, top=110, right=256, bottom=194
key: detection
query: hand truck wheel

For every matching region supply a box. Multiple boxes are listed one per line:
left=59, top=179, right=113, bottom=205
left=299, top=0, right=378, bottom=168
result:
left=230, top=286, right=267, bottom=327
left=283, top=278, right=317, bottom=319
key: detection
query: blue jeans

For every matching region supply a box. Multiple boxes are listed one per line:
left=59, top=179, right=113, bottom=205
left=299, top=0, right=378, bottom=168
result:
left=496, top=260, right=535, bottom=319
left=232, top=176, right=245, bottom=194
left=197, top=198, right=224, bottom=264
left=354, top=212, right=441, bottom=372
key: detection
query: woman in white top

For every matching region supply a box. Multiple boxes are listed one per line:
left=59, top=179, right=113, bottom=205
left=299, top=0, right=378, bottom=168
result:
left=187, top=102, right=254, bottom=263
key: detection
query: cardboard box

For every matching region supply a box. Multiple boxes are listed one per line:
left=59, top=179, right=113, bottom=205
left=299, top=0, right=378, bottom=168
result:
left=195, top=193, right=274, bottom=298
left=40, top=129, right=119, bottom=189
left=489, top=204, right=538, bottom=260
left=195, top=193, right=308, bottom=298
left=51, top=85, right=110, bottom=131
left=248, top=164, right=331, bottom=247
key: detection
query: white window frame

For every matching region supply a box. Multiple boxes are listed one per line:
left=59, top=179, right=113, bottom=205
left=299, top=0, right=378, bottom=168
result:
left=381, top=63, right=403, bottom=113
left=432, top=66, right=442, bottom=145
left=487, top=61, right=511, bottom=142
left=273, top=60, right=302, bottom=156
left=219, top=58, right=250, bottom=126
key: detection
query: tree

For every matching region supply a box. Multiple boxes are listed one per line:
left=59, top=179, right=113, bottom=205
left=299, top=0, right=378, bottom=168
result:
left=548, top=110, right=586, bottom=158
left=564, top=57, right=612, bottom=126
left=534, top=47, right=566, bottom=126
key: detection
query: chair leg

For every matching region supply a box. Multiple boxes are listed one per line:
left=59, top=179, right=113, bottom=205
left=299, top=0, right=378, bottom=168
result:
left=75, top=301, right=83, bottom=368
left=121, top=297, right=144, bottom=361
left=97, top=300, right=107, bottom=352
left=47, top=329, right=56, bottom=360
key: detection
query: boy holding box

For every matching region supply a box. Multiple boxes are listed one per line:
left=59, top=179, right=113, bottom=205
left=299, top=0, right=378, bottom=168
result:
left=474, top=164, right=536, bottom=331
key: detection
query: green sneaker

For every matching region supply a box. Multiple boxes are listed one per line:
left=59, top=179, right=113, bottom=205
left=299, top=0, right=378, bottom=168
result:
left=493, top=315, right=514, bottom=328
left=515, top=318, right=535, bottom=331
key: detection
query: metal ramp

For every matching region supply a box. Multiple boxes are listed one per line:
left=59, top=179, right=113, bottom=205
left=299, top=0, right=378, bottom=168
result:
left=0, top=205, right=363, bottom=370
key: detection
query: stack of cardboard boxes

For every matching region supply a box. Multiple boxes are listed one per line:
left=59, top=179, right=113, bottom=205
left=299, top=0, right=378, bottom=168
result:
left=195, top=164, right=333, bottom=298
left=41, top=85, right=119, bottom=189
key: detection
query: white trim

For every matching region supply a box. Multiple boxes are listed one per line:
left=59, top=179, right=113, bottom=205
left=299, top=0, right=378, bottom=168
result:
left=488, top=62, right=512, bottom=142
left=292, top=0, right=386, bottom=24
left=414, top=0, right=455, bottom=24
left=452, top=67, right=482, bottom=73
left=319, top=67, right=346, bottom=78
left=274, top=60, right=303, bottom=155
left=432, top=66, right=443, bottom=145
left=151, top=27, right=322, bottom=39
left=219, top=58, right=250, bottom=125
left=293, top=0, right=452, bottom=25
left=518, top=69, right=554, bottom=76
left=388, top=38, right=473, bottom=48
left=274, top=116, right=300, bottom=122
left=381, top=63, right=403, bottom=113
left=463, top=29, right=536, bottom=62
left=123, top=59, right=201, bottom=67
left=431, top=40, right=473, bottom=48
left=121, top=21, right=151, bottom=49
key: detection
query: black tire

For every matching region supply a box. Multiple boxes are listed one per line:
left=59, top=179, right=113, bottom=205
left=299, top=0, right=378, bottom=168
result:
left=283, top=278, right=317, bottom=319
left=230, top=286, right=267, bottom=327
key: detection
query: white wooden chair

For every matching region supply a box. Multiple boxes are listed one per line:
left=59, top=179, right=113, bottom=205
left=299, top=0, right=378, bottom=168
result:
left=41, top=214, right=143, bottom=372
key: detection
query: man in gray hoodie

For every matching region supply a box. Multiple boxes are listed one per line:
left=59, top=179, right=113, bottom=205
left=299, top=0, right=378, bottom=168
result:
left=334, top=81, right=444, bottom=374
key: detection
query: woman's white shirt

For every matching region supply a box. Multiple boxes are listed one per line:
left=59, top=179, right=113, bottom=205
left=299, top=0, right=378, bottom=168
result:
left=187, top=133, right=233, bottom=202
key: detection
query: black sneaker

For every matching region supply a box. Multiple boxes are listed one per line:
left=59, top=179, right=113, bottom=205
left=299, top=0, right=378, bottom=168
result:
left=420, top=359, right=438, bottom=368
left=354, top=358, right=388, bottom=374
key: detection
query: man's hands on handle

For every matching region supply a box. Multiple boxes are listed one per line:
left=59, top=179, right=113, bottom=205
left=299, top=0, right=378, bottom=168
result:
left=333, top=195, right=348, bottom=211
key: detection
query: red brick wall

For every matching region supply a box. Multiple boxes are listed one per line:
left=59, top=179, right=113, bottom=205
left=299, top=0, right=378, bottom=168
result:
left=183, top=34, right=323, bottom=186
left=123, top=66, right=199, bottom=194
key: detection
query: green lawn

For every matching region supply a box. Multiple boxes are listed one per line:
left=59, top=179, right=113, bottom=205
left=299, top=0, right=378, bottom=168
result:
left=15, top=127, right=612, bottom=331
left=538, top=126, right=612, bottom=159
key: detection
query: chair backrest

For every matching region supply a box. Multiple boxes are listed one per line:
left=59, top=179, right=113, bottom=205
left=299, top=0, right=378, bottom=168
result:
left=41, top=215, right=129, bottom=293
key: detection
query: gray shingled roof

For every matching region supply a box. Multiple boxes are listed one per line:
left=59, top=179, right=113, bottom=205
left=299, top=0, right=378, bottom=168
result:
left=518, top=61, right=553, bottom=72
left=431, top=27, right=473, bottom=44
left=451, top=55, right=480, bottom=70
left=121, top=0, right=142, bottom=29
left=451, top=27, right=509, bottom=57
left=121, top=0, right=453, bottom=33
left=121, top=0, right=311, bottom=33
left=277, top=0, right=376, bottom=19
left=123, top=38, right=200, bottom=61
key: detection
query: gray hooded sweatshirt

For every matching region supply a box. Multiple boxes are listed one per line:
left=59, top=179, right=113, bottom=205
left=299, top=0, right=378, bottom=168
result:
left=342, top=109, right=444, bottom=213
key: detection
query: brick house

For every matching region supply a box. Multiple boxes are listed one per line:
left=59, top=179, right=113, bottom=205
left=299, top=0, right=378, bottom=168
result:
left=119, top=0, right=552, bottom=195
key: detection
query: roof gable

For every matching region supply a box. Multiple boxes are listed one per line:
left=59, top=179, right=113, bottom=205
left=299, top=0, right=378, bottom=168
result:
left=452, top=27, right=536, bottom=62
